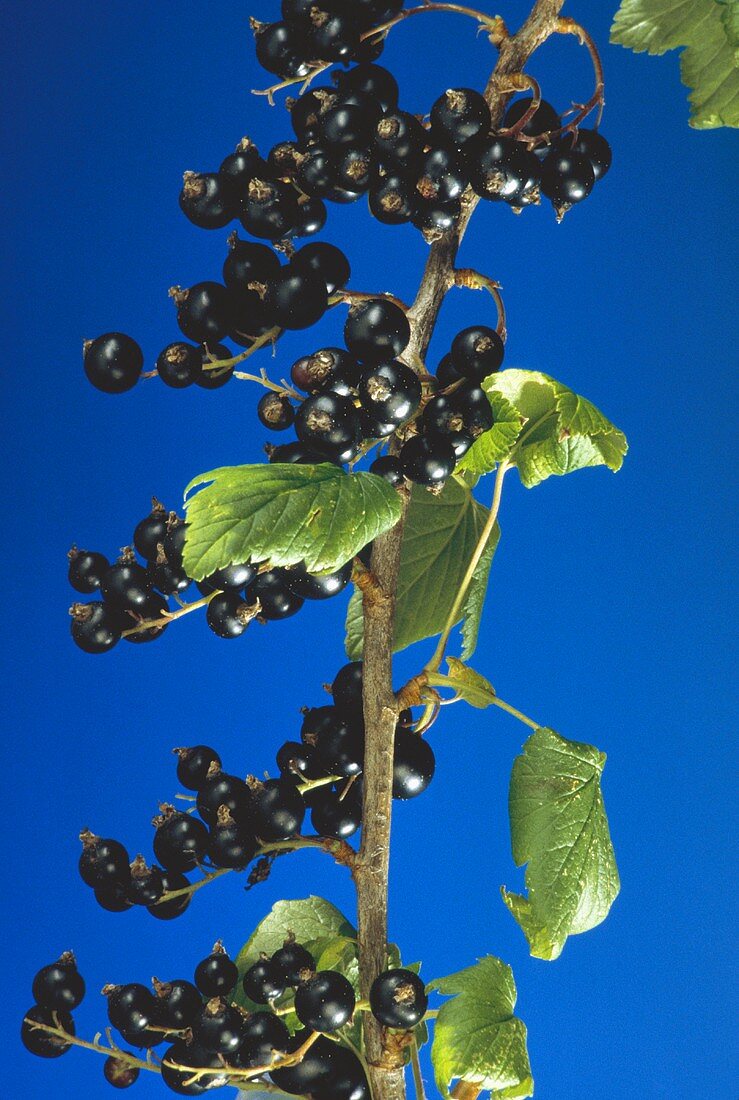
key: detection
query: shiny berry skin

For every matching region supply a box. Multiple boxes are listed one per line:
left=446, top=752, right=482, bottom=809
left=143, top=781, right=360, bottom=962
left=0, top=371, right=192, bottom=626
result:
left=313, top=1045, right=369, bottom=1100
left=292, top=242, right=351, bottom=295
left=104, top=1056, right=140, bottom=1088
left=133, top=504, right=168, bottom=561
left=285, top=560, right=352, bottom=600
left=336, top=63, right=399, bottom=112
left=431, top=87, right=491, bottom=147
left=295, top=971, right=355, bottom=1033
left=94, top=881, right=133, bottom=913
left=503, top=146, right=542, bottom=208
left=269, top=440, right=332, bottom=465
left=456, top=382, right=494, bottom=437
left=503, top=96, right=560, bottom=137
left=291, top=347, right=360, bottom=394
left=310, top=785, right=362, bottom=839
left=466, top=134, right=518, bottom=199
left=369, top=171, right=414, bottom=225
left=331, top=661, right=363, bottom=716
left=68, top=548, right=108, bottom=593
left=312, top=7, right=359, bottom=61
left=415, top=146, right=468, bottom=204
left=32, top=953, right=85, bottom=1011
left=243, top=958, right=286, bottom=1004
left=156, top=341, right=202, bottom=388
left=160, top=1040, right=222, bottom=1095
left=267, top=267, right=328, bottom=329
left=223, top=238, right=281, bottom=290
left=290, top=87, right=339, bottom=143
left=393, top=730, right=435, bottom=799
left=83, top=333, right=143, bottom=394
left=174, top=282, right=233, bottom=344
left=196, top=770, right=252, bottom=827
left=435, top=351, right=461, bottom=387
left=220, top=138, right=269, bottom=194
left=195, top=342, right=234, bottom=389
left=570, top=129, right=612, bottom=181
left=105, top=983, right=159, bottom=1034
left=192, top=997, right=245, bottom=1055
left=344, top=299, right=411, bottom=364
left=373, top=111, right=426, bottom=166
left=319, top=102, right=373, bottom=149
left=359, top=361, right=421, bottom=425
left=148, top=869, right=191, bottom=921
left=153, top=809, right=209, bottom=872
left=101, top=558, right=152, bottom=613
left=451, top=325, right=504, bottom=382
left=21, top=1005, right=75, bottom=1058
left=238, top=1012, right=291, bottom=1067
left=540, top=148, right=595, bottom=209
left=252, top=777, right=306, bottom=840
left=207, top=562, right=257, bottom=590
left=292, top=195, right=328, bottom=237
left=125, top=856, right=164, bottom=905
left=179, top=171, right=236, bottom=229
left=369, top=968, right=428, bottom=1028
left=247, top=568, right=305, bottom=619
left=302, top=705, right=364, bottom=776
left=268, top=139, right=303, bottom=179
left=295, top=392, right=360, bottom=457
left=78, top=831, right=130, bottom=889
left=153, top=979, right=203, bottom=1030
left=207, top=811, right=258, bottom=869
left=277, top=740, right=321, bottom=780
left=175, top=745, right=222, bottom=791
left=270, top=1030, right=337, bottom=1094
left=400, top=434, right=456, bottom=486
left=206, top=591, right=252, bottom=638
left=272, top=943, right=316, bottom=986
left=411, top=196, right=461, bottom=234
left=195, top=946, right=239, bottom=999
left=255, top=21, right=311, bottom=78
left=241, top=178, right=299, bottom=240
left=70, top=601, right=123, bottom=652
left=368, top=454, right=404, bottom=486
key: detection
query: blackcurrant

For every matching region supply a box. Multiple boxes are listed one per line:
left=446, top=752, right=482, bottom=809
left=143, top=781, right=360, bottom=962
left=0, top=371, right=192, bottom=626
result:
left=466, top=133, right=518, bottom=200
left=78, top=830, right=130, bottom=888
left=400, top=434, right=456, bottom=486
left=335, top=63, right=399, bottom=112
left=195, top=342, right=234, bottom=389
left=292, top=194, right=328, bottom=237
left=456, top=382, right=494, bottom=437
left=148, top=869, right=191, bottom=921
left=369, top=968, right=428, bottom=1028
left=450, top=325, right=504, bottom=382
left=247, top=568, right=306, bottom=619
left=393, top=730, right=435, bottom=799
left=179, top=171, right=237, bottom=229
left=155, top=341, right=200, bottom=388
left=192, top=997, right=245, bottom=1055
left=269, top=1030, right=337, bottom=1094
left=272, top=942, right=316, bottom=986
left=83, top=333, right=143, bottom=394
left=242, top=958, right=286, bottom=1004
left=104, top=1055, right=140, bottom=1088
left=132, top=501, right=168, bottom=561
left=291, top=241, right=351, bottom=295
left=313, top=1044, right=370, bottom=1100
left=196, top=768, right=252, bottom=827
left=125, top=856, right=164, bottom=906
left=254, top=20, right=312, bottom=78
left=502, top=146, right=542, bottom=208
left=503, top=96, right=560, bottom=137
left=268, top=440, right=332, bottom=465
left=267, top=266, right=328, bottom=329
left=369, top=170, right=414, bottom=225
left=415, top=146, right=468, bottom=204
left=207, top=808, right=258, bottom=869
left=241, top=178, right=299, bottom=240
left=435, top=351, right=461, bottom=386
left=160, top=1040, right=222, bottom=1095
left=206, top=591, right=253, bottom=638
left=331, top=661, right=363, bottom=717
left=100, top=555, right=151, bottom=612
left=320, top=103, right=374, bottom=149
left=220, top=138, right=269, bottom=196
left=153, top=978, right=203, bottom=1030
left=206, top=561, right=257, bottom=590
left=223, top=237, right=281, bottom=290
left=251, top=777, right=306, bottom=840
left=174, top=745, right=222, bottom=791
left=570, top=128, right=612, bottom=181
left=358, top=360, right=421, bottom=424
left=411, top=196, right=462, bottom=235
left=291, top=347, right=360, bottom=394
left=540, top=147, right=595, bottom=212
left=94, top=881, right=133, bottom=913
left=32, top=952, right=85, bottom=1012
left=105, top=983, right=159, bottom=1035
left=344, top=299, right=410, bottom=363
left=284, top=560, right=352, bottom=600
left=173, top=282, right=234, bottom=344
left=311, top=6, right=360, bottom=62
left=369, top=454, right=404, bottom=486
left=374, top=110, right=426, bottom=164
left=194, top=944, right=239, bottom=999
left=295, top=392, right=360, bottom=458
left=153, top=806, right=209, bottom=872
left=295, top=970, right=355, bottom=1032
left=301, top=705, right=364, bottom=776
left=289, top=87, right=340, bottom=144
left=67, top=548, right=109, bottom=594
left=310, top=785, right=362, bottom=839
left=21, top=1005, right=75, bottom=1058
left=431, top=87, right=491, bottom=147
left=268, top=139, right=304, bottom=180
left=277, top=740, right=321, bottom=780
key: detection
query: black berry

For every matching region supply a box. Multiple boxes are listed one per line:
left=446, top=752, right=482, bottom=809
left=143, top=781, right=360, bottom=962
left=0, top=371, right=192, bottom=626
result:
left=247, top=568, right=306, bottom=620
left=450, top=325, right=504, bottom=382
left=393, top=730, right=435, bottom=799
left=291, top=241, right=351, bottom=295
left=400, top=435, right=456, bottom=486
left=32, top=952, right=85, bottom=1012
left=242, top=958, right=286, bottom=1004
left=153, top=806, right=209, bottom=872
left=369, top=968, right=428, bottom=1028
left=67, top=548, right=109, bottom=594
left=174, top=745, right=222, bottom=791
left=284, top=560, right=353, bottom=600
left=156, top=342, right=202, bottom=389
left=83, top=333, right=143, bottom=394
left=344, top=299, right=411, bottom=364
left=104, top=1055, right=140, bottom=1088
left=294, top=970, right=356, bottom=1032
left=272, top=942, right=316, bottom=986
left=78, top=830, right=130, bottom=889
left=358, top=361, right=421, bottom=425
left=179, top=171, right=237, bottom=229
left=251, top=777, right=306, bottom=840
left=21, top=1005, right=75, bottom=1058
left=194, top=944, right=238, bottom=999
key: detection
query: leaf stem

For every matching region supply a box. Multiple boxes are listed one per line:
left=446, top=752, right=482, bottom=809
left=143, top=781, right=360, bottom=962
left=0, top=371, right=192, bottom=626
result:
left=424, top=460, right=510, bottom=674
left=410, top=1035, right=428, bottom=1100
left=453, top=269, right=507, bottom=339
left=120, top=590, right=220, bottom=638
left=490, top=695, right=541, bottom=731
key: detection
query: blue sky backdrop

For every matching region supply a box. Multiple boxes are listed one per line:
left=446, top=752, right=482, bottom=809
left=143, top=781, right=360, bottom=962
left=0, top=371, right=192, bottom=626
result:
left=2, top=1, right=736, bottom=1097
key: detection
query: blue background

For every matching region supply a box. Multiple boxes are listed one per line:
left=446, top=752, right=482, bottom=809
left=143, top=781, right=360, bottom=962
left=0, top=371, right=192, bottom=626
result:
left=2, top=1, right=736, bottom=1097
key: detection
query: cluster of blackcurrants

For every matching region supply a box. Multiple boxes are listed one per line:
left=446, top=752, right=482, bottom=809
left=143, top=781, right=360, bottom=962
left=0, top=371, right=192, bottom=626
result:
left=254, top=0, right=403, bottom=79
left=22, top=938, right=428, bottom=1096
left=75, top=660, right=434, bottom=918
left=264, top=297, right=502, bottom=486
left=82, top=239, right=351, bottom=395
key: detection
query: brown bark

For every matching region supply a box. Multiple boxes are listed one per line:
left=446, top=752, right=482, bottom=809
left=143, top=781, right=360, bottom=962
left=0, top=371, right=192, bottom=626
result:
left=355, top=4, right=566, bottom=1098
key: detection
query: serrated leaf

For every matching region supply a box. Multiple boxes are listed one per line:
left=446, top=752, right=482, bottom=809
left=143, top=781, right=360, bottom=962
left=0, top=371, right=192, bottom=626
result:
left=611, top=0, right=739, bottom=128
left=504, top=727, right=620, bottom=961
left=428, top=658, right=496, bottom=709
left=182, top=463, right=402, bottom=580
left=345, top=479, right=498, bottom=658
left=460, top=529, right=497, bottom=661
left=456, top=390, right=523, bottom=476
left=458, top=369, right=627, bottom=488
left=428, top=956, right=533, bottom=1099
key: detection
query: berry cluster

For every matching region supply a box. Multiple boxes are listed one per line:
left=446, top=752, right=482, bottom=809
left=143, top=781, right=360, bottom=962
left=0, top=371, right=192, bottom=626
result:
left=83, top=239, right=351, bottom=395
left=75, top=660, right=434, bottom=919
left=22, top=940, right=427, bottom=1096
left=253, top=1, right=403, bottom=79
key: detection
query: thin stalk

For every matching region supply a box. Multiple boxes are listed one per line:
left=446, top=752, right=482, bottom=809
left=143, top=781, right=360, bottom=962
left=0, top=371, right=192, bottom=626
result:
left=410, top=1036, right=428, bottom=1100
left=490, top=696, right=541, bottom=731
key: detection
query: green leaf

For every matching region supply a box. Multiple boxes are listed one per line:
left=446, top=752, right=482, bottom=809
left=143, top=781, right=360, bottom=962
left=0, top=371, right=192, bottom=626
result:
left=345, top=479, right=498, bottom=658
left=458, top=369, right=627, bottom=488
left=456, top=389, right=523, bottom=477
left=428, top=956, right=533, bottom=1099
left=427, top=657, right=496, bottom=709
left=459, top=529, right=497, bottom=661
left=182, top=463, right=402, bottom=580
left=503, top=727, right=620, bottom=961
left=611, top=0, right=739, bottom=128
